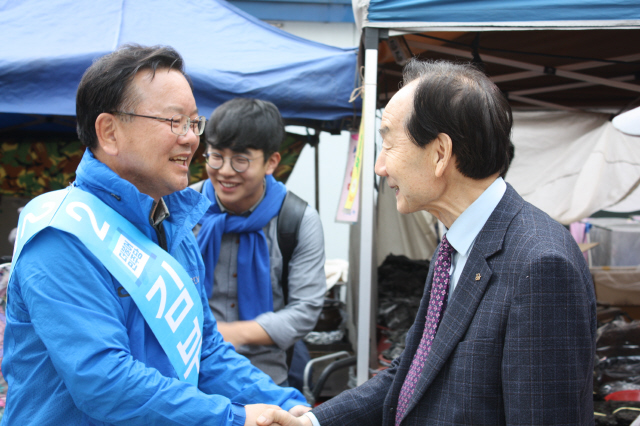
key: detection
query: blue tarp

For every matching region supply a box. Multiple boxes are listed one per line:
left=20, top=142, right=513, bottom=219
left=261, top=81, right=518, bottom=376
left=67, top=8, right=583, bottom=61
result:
left=365, top=0, right=640, bottom=25
left=0, top=0, right=358, bottom=132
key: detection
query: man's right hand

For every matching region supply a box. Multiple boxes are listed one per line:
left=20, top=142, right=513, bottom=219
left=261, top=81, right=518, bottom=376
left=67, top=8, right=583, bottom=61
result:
left=245, top=404, right=285, bottom=426
left=256, top=408, right=313, bottom=426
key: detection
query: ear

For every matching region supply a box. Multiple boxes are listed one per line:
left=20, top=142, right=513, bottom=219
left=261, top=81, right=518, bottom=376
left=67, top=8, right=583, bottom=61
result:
left=265, top=152, right=281, bottom=175
left=433, top=133, right=453, bottom=178
left=94, top=113, right=120, bottom=156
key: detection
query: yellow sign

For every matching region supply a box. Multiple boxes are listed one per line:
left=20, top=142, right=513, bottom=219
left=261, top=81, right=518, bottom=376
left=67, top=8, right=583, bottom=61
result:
left=344, top=111, right=365, bottom=210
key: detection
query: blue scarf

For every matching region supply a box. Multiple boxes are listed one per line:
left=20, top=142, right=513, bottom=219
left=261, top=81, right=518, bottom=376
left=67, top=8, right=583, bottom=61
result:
left=197, top=175, right=287, bottom=320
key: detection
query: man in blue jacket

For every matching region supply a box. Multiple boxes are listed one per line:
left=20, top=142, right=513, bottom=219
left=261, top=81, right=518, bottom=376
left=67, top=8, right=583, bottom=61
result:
left=2, top=44, right=309, bottom=425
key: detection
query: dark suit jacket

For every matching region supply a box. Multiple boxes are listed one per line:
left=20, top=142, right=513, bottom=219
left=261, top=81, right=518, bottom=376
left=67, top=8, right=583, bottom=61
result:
left=313, top=184, right=596, bottom=425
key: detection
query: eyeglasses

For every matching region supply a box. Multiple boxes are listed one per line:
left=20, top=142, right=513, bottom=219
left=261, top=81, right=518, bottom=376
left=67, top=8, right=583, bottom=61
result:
left=110, top=112, right=206, bottom=136
left=203, top=152, right=262, bottom=173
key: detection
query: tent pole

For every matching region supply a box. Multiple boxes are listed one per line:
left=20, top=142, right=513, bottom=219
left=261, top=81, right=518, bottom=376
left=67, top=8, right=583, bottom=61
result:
left=315, top=143, right=320, bottom=213
left=357, top=26, right=379, bottom=386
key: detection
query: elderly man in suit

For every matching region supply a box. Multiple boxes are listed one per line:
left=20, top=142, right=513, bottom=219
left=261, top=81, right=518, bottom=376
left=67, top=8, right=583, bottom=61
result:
left=257, top=59, right=596, bottom=426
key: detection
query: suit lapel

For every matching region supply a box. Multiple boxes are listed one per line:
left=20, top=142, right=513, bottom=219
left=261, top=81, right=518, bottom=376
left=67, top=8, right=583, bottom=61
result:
left=397, top=184, right=524, bottom=423
left=411, top=251, right=492, bottom=397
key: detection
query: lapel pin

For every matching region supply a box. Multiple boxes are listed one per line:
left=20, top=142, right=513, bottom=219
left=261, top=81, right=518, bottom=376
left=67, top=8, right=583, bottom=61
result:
left=475, top=273, right=481, bottom=281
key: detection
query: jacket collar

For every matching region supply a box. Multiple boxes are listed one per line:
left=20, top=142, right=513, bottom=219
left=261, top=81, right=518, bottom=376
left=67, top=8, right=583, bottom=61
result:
left=470, top=183, right=525, bottom=259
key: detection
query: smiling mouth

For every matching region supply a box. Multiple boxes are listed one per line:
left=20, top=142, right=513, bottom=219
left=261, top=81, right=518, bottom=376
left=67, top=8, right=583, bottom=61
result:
left=219, top=181, right=240, bottom=188
left=170, top=156, right=188, bottom=166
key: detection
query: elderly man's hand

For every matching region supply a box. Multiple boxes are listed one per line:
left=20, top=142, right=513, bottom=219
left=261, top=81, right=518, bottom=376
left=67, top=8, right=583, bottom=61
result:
left=256, top=407, right=313, bottom=426
left=288, top=405, right=312, bottom=417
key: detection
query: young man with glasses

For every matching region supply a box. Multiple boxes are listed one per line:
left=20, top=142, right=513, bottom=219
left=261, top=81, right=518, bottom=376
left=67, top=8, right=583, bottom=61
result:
left=3, top=45, right=310, bottom=426
left=193, top=98, right=326, bottom=387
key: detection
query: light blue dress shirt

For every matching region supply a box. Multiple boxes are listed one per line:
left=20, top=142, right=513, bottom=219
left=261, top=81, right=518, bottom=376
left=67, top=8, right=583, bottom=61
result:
left=305, top=178, right=507, bottom=426
left=445, top=177, right=506, bottom=301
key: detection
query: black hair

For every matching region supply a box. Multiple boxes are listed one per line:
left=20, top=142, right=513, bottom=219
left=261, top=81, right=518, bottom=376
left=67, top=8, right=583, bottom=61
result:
left=204, top=98, right=284, bottom=158
left=76, top=44, right=187, bottom=149
left=402, top=59, right=514, bottom=179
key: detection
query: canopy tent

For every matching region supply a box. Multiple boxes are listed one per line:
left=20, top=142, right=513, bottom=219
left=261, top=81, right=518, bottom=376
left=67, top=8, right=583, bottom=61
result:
left=358, top=0, right=640, bottom=30
left=350, top=0, right=640, bottom=385
left=0, top=0, right=358, bottom=135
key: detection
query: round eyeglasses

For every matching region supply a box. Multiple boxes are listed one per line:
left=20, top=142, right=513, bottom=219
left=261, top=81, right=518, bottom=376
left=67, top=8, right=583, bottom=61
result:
left=203, top=152, right=262, bottom=173
left=110, top=111, right=206, bottom=136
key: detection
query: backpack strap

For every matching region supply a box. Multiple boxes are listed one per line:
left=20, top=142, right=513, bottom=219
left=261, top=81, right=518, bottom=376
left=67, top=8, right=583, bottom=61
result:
left=277, top=190, right=308, bottom=371
left=277, top=191, right=308, bottom=305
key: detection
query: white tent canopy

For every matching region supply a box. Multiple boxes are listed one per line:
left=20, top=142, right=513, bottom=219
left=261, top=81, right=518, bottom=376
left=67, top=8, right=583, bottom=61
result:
left=509, top=111, right=640, bottom=224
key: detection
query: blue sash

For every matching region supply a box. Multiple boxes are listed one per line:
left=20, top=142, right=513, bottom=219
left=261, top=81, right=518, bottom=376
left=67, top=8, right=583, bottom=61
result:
left=11, top=186, right=203, bottom=386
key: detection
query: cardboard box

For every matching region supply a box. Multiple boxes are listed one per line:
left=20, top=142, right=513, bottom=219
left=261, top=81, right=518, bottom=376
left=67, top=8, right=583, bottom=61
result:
left=592, top=267, right=640, bottom=306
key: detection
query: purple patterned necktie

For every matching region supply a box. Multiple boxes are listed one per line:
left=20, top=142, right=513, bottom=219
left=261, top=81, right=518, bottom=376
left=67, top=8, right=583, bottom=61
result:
left=395, top=234, right=455, bottom=425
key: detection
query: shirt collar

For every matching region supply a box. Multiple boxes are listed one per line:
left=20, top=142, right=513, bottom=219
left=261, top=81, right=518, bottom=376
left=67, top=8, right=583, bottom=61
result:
left=446, top=177, right=507, bottom=256
left=150, top=198, right=170, bottom=226
left=215, top=178, right=267, bottom=216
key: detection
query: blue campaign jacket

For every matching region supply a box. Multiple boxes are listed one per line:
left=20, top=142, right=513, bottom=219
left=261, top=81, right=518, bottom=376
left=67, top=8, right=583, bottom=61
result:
left=2, top=150, right=306, bottom=425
